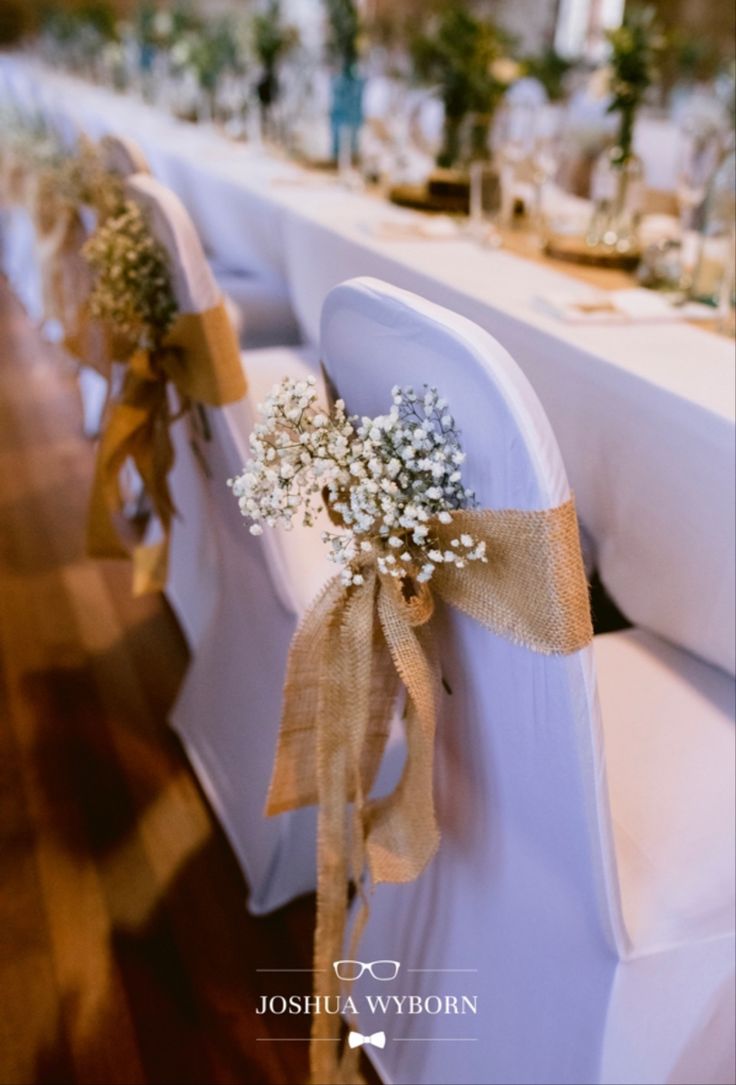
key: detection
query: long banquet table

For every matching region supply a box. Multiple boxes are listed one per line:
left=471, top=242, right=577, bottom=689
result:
left=2, top=53, right=735, bottom=674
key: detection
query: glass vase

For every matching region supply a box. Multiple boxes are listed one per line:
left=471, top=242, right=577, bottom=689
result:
left=689, top=149, right=736, bottom=308
left=586, top=147, right=645, bottom=254
left=329, top=70, right=364, bottom=164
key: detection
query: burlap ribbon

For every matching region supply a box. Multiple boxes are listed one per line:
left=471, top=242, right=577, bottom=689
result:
left=86, top=301, right=246, bottom=594
left=266, top=499, right=593, bottom=1084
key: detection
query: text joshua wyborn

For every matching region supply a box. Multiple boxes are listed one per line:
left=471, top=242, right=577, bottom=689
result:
left=256, top=995, right=479, bottom=1016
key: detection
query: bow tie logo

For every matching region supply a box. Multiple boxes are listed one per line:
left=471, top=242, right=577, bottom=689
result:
left=348, top=1030, right=386, bottom=1050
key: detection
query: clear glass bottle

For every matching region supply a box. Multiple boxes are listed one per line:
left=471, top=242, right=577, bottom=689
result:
left=586, top=146, right=645, bottom=254
left=690, top=148, right=736, bottom=308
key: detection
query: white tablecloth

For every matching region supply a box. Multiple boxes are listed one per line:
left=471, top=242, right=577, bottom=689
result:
left=2, top=54, right=734, bottom=674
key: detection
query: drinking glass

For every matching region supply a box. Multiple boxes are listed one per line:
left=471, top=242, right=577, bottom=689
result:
left=468, top=160, right=502, bottom=248
left=676, top=125, right=722, bottom=287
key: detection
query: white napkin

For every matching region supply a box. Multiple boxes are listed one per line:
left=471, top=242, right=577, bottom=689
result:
left=364, top=214, right=459, bottom=242
left=536, top=287, right=716, bottom=324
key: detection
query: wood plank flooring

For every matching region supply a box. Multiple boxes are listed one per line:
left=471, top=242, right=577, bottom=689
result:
left=0, top=280, right=323, bottom=1085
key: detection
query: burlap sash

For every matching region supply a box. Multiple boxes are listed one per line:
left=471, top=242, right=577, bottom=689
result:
left=86, top=301, right=246, bottom=594
left=266, top=499, right=593, bottom=1084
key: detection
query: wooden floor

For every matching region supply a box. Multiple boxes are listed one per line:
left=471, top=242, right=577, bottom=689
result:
left=0, top=281, right=323, bottom=1084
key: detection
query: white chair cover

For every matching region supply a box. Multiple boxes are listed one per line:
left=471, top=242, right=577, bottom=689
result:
left=281, top=205, right=735, bottom=677
left=78, top=145, right=150, bottom=441
left=314, top=278, right=734, bottom=1085
left=99, top=133, right=151, bottom=178
left=174, top=271, right=601, bottom=926
left=0, top=207, right=43, bottom=322
left=125, top=171, right=300, bottom=351
left=0, top=68, right=44, bottom=323
left=124, top=173, right=231, bottom=648
left=121, top=179, right=324, bottom=912
left=211, top=265, right=301, bottom=349
left=170, top=343, right=327, bottom=912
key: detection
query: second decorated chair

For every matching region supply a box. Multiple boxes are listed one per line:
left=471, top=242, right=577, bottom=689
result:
left=317, top=279, right=735, bottom=1085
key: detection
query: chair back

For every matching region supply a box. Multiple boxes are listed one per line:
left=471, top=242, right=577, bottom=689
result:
left=100, top=134, right=150, bottom=178
left=125, top=173, right=221, bottom=314
left=320, top=277, right=626, bottom=1083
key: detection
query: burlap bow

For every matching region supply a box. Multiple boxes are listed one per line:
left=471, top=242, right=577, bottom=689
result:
left=86, top=301, right=246, bottom=594
left=266, top=500, right=593, bottom=1084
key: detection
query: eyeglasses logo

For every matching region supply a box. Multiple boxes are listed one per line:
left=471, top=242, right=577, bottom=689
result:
left=333, top=959, right=400, bottom=982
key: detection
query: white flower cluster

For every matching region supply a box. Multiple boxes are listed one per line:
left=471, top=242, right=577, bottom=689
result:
left=83, top=200, right=177, bottom=348
left=229, top=378, right=487, bottom=587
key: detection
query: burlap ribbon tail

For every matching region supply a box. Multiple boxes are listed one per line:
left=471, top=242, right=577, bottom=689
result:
left=266, top=499, right=593, bottom=1085
left=86, top=302, right=246, bottom=594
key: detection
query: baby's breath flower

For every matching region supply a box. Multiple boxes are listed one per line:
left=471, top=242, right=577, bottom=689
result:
left=230, top=381, right=485, bottom=587
left=83, top=200, right=177, bottom=349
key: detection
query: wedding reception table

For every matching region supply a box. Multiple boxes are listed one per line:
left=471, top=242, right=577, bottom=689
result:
left=2, top=53, right=734, bottom=674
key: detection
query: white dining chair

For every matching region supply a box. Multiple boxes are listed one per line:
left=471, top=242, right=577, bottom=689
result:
left=312, top=278, right=734, bottom=1085
left=95, top=130, right=300, bottom=351
left=122, top=172, right=242, bottom=650
left=75, top=135, right=157, bottom=441
left=0, top=72, right=45, bottom=323
left=119, top=172, right=328, bottom=909
left=122, top=173, right=319, bottom=643
left=99, top=133, right=151, bottom=178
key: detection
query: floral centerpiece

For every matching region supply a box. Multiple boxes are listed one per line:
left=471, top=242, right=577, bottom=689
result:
left=168, top=15, right=245, bottom=121
left=606, top=5, right=663, bottom=167
left=587, top=5, right=665, bottom=253
left=133, top=2, right=180, bottom=72
left=252, top=0, right=299, bottom=131
left=40, top=1, right=118, bottom=77
left=411, top=3, right=519, bottom=169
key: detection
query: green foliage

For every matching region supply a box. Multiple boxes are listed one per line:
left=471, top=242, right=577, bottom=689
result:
left=671, top=34, right=722, bottom=84
left=75, top=1, right=116, bottom=40
left=40, top=0, right=118, bottom=48
left=411, top=3, right=515, bottom=166
left=188, top=17, right=243, bottom=92
left=606, top=5, right=665, bottom=163
left=522, top=47, right=573, bottom=102
left=134, top=1, right=201, bottom=50
left=324, top=0, right=360, bottom=74
left=253, top=0, right=298, bottom=71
